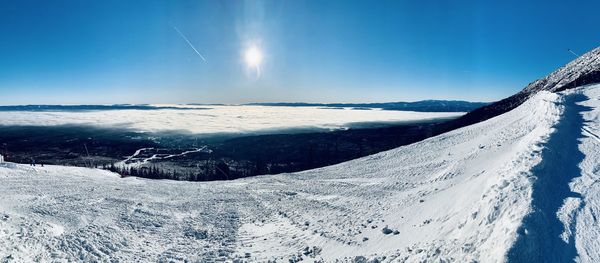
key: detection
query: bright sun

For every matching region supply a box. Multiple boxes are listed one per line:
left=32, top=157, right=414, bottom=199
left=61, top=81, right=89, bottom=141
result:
left=244, top=46, right=263, bottom=68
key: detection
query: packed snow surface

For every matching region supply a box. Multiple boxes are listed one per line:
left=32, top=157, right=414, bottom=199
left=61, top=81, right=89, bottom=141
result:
left=1, top=85, right=599, bottom=262
left=0, top=105, right=461, bottom=134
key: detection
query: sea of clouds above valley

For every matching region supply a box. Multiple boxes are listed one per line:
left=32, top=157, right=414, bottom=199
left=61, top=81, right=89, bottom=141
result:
left=0, top=105, right=463, bottom=134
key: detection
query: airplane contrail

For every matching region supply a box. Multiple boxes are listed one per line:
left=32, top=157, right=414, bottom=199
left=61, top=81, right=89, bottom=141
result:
left=568, top=49, right=579, bottom=57
left=173, top=26, right=207, bottom=62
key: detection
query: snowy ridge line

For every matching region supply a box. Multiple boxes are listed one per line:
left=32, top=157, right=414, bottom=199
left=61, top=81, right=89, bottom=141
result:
left=524, top=48, right=600, bottom=94
left=446, top=46, right=600, bottom=140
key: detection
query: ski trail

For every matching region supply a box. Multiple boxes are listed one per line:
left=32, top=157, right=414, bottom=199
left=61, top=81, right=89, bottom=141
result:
left=120, top=146, right=209, bottom=166
left=123, top=147, right=154, bottom=163
left=141, top=146, right=208, bottom=162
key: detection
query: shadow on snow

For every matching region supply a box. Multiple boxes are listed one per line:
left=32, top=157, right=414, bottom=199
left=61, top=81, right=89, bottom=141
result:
left=507, top=93, right=592, bottom=262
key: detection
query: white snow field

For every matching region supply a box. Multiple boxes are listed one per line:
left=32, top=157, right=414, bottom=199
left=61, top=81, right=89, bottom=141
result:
left=0, top=85, right=599, bottom=262
left=0, top=105, right=462, bottom=134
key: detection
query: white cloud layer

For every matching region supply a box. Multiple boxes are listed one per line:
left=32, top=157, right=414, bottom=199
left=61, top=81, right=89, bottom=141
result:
left=0, top=105, right=462, bottom=134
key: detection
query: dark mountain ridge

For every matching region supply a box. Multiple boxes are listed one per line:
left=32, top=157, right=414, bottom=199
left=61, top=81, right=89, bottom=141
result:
left=0, top=100, right=486, bottom=113
left=246, top=100, right=489, bottom=112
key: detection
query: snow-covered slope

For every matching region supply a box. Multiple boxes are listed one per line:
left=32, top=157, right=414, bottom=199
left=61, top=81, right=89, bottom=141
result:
left=570, top=86, right=600, bottom=262
left=2, top=83, right=599, bottom=262
left=507, top=85, right=600, bottom=262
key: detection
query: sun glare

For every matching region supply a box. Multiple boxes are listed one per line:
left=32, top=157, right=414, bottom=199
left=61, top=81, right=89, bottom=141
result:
left=244, top=46, right=263, bottom=68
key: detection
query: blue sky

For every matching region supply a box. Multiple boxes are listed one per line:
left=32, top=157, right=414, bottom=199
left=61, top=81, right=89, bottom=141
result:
left=0, top=0, right=598, bottom=105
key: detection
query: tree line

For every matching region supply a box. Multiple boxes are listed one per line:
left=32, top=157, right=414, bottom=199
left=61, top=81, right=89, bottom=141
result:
left=101, top=160, right=236, bottom=181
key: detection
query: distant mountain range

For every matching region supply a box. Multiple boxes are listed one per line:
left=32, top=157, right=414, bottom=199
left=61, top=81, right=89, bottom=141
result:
left=0, top=100, right=490, bottom=113
left=246, top=100, right=490, bottom=112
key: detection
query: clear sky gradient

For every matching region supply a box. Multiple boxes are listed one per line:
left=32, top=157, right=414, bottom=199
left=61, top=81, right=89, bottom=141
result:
left=0, top=0, right=598, bottom=105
